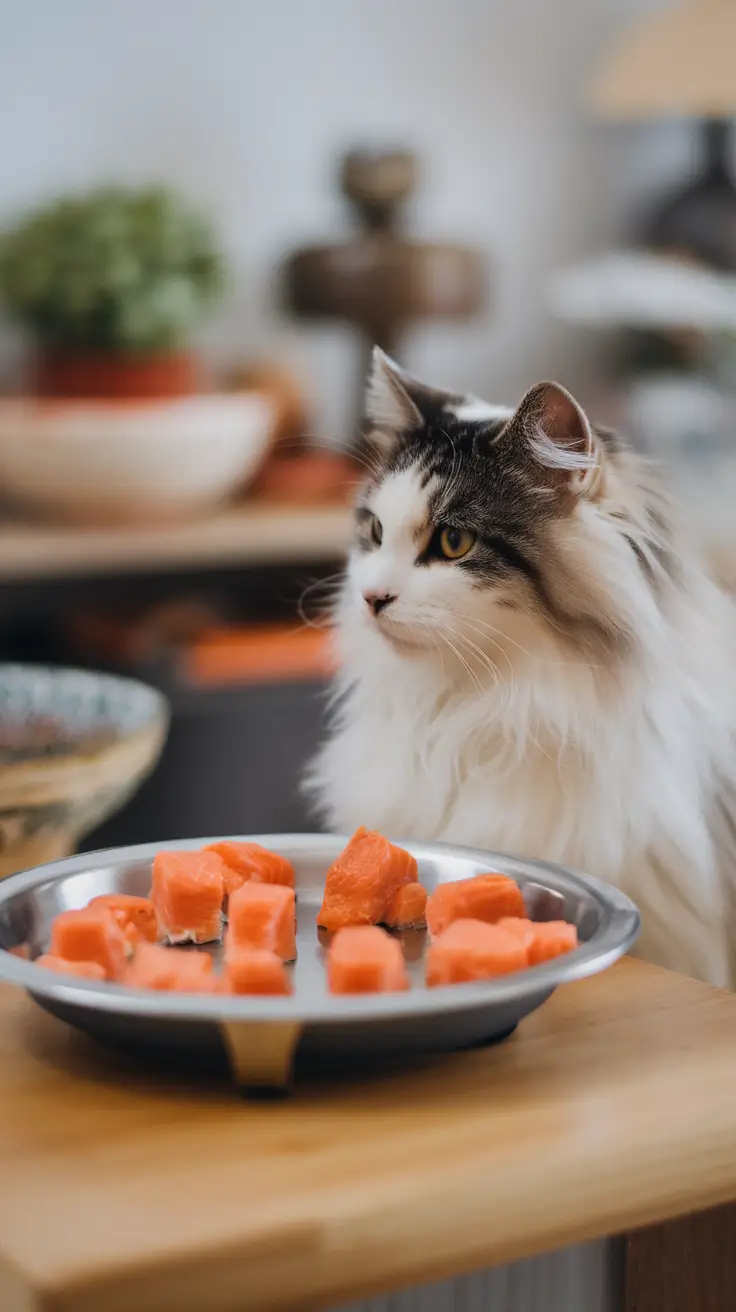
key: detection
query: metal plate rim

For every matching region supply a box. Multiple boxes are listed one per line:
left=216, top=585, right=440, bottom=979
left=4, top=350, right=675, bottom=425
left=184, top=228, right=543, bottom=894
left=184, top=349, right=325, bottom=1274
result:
left=0, top=834, right=640, bottom=1024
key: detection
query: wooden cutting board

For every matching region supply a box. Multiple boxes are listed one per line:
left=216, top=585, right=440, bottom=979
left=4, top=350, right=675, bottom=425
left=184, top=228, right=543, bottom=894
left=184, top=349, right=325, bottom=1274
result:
left=0, top=959, right=736, bottom=1311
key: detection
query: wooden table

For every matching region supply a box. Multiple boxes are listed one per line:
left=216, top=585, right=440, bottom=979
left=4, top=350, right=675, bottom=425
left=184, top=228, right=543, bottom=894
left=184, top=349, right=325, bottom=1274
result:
left=0, top=959, right=735, bottom=1312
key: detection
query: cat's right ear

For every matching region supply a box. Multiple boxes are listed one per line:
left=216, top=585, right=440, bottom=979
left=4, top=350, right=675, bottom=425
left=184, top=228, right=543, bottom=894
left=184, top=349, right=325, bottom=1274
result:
left=499, top=381, right=600, bottom=499
left=364, top=348, right=424, bottom=452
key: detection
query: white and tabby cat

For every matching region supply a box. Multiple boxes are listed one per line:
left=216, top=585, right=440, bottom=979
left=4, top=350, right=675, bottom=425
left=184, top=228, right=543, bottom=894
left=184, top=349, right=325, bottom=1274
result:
left=308, top=349, right=736, bottom=987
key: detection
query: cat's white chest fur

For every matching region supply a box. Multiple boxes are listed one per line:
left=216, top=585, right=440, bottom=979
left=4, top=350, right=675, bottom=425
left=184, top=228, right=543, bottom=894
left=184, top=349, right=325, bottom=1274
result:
left=318, top=648, right=615, bottom=869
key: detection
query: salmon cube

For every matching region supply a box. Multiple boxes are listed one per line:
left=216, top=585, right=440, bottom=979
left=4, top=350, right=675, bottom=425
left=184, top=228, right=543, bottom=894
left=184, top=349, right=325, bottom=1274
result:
left=528, top=920, right=578, bottom=964
left=496, top=917, right=537, bottom=954
left=384, top=882, right=428, bottom=929
left=317, top=828, right=418, bottom=930
left=227, top=883, right=296, bottom=961
left=36, top=954, right=107, bottom=982
left=221, top=947, right=292, bottom=995
left=205, top=841, right=295, bottom=895
left=89, top=894, right=158, bottom=944
left=151, top=850, right=225, bottom=945
left=328, top=925, right=409, bottom=994
left=49, top=907, right=129, bottom=981
left=124, top=943, right=215, bottom=992
left=426, top=919, right=529, bottom=987
left=426, top=874, right=525, bottom=937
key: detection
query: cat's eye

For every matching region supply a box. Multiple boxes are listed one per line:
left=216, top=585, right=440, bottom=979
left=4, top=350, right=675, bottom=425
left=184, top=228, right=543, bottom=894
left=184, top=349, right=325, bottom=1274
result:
left=370, top=515, right=383, bottom=546
left=438, top=526, right=475, bottom=560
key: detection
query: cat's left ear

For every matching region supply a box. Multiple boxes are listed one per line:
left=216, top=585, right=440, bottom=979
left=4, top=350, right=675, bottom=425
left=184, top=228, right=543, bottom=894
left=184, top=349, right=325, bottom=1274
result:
left=499, top=381, right=600, bottom=498
left=365, top=348, right=460, bottom=453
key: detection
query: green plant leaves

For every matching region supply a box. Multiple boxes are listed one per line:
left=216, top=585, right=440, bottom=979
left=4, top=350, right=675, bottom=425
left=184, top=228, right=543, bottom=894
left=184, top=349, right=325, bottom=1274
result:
left=0, top=187, right=225, bottom=352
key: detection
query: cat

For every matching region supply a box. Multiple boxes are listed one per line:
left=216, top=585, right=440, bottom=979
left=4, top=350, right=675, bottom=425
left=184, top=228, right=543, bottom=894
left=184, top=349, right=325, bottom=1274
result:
left=307, top=348, right=736, bottom=988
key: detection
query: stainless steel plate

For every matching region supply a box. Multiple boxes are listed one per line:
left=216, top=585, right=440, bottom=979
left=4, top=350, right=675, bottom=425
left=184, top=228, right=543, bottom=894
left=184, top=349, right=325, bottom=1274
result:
left=0, top=835, right=639, bottom=1090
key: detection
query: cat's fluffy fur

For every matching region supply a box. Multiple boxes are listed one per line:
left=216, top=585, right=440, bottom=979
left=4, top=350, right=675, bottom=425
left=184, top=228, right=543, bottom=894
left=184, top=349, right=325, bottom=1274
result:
left=309, top=349, right=736, bottom=986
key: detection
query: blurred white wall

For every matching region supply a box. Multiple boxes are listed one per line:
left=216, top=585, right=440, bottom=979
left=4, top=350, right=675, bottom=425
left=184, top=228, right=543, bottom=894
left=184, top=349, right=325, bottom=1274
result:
left=0, top=0, right=698, bottom=439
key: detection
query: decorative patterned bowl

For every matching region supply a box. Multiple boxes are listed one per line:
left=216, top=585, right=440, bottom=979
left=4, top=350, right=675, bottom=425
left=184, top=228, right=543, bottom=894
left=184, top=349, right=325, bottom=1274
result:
left=0, top=665, right=168, bottom=877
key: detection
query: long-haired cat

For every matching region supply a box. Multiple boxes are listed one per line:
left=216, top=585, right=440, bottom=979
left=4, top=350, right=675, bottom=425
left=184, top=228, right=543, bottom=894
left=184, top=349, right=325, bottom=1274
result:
left=308, top=349, right=736, bottom=987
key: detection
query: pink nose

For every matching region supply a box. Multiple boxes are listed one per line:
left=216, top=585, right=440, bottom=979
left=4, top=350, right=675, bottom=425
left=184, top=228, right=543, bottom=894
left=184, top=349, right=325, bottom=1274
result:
left=364, top=591, right=396, bottom=616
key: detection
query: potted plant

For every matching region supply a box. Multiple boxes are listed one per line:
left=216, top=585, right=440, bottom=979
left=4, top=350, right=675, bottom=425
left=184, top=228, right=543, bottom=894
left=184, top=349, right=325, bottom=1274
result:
left=0, top=186, right=224, bottom=399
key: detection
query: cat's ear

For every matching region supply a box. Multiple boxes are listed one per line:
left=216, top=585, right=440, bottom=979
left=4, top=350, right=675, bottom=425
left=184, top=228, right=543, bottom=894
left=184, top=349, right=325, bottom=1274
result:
left=500, top=381, right=599, bottom=497
left=365, top=349, right=423, bottom=438
left=364, top=348, right=459, bottom=452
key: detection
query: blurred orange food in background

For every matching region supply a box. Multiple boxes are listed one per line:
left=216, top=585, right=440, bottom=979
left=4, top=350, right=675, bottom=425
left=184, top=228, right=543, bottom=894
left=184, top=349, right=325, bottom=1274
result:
left=183, top=623, right=335, bottom=688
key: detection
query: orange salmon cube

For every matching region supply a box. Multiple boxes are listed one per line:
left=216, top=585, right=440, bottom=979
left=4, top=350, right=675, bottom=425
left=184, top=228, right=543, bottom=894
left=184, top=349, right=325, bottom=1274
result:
left=317, top=828, right=417, bottom=930
left=205, top=841, right=295, bottom=895
left=49, top=907, right=129, bottom=981
left=89, top=893, right=158, bottom=944
left=124, top=943, right=215, bottom=992
left=151, top=850, right=225, bottom=945
left=496, top=917, right=537, bottom=954
left=528, top=920, right=578, bottom=964
left=36, top=954, right=107, bottom=982
left=227, top=883, right=296, bottom=961
left=221, top=947, right=292, bottom=995
left=328, top=925, right=409, bottom=995
left=426, top=874, right=525, bottom=937
left=384, top=882, right=428, bottom=929
left=426, top=919, right=528, bottom=987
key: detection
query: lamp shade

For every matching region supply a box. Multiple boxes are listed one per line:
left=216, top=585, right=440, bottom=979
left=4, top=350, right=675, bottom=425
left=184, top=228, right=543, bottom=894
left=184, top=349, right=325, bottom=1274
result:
left=588, top=0, right=736, bottom=120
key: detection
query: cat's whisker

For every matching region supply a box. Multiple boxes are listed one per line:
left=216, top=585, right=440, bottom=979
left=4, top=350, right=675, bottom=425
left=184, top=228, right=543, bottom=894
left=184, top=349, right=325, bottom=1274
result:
left=283, top=433, right=384, bottom=483
left=455, top=618, right=515, bottom=678
left=437, top=430, right=463, bottom=513
left=445, top=614, right=516, bottom=694
left=453, top=637, right=503, bottom=696
left=296, top=575, right=345, bottom=632
left=435, top=624, right=486, bottom=696
left=448, top=627, right=504, bottom=694
left=461, top=643, right=562, bottom=770
left=452, top=611, right=602, bottom=671
left=429, top=633, right=448, bottom=679
left=437, top=622, right=506, bottom=700
left=442, top=640, right=484, bottom=697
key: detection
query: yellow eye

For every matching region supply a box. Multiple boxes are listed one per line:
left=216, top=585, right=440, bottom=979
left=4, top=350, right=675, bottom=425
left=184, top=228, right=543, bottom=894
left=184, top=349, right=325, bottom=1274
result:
left=438, top=526, right=475, bottom=560
left=371, top=515, right=383, bottom=546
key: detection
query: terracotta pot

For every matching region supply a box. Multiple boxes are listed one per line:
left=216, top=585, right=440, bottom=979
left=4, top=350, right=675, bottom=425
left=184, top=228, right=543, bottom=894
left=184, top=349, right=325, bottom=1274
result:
left=253, top=450, right=355, bottom=503
left=36, top=349, right=201, bottom=399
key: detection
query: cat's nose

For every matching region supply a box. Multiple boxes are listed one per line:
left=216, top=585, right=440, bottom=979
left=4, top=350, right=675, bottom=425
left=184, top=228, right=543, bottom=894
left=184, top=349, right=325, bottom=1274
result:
left=364, top=591, right=396, bottom=616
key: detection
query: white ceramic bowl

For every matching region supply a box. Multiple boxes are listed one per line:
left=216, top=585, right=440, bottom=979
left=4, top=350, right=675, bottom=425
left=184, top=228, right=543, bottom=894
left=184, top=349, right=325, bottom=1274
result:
left=0, top=393, right=275, bottom=524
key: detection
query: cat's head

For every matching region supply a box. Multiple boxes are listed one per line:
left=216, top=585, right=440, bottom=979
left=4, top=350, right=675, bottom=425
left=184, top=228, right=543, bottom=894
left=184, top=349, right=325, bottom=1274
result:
left=342, top=349, right=671, bottom=676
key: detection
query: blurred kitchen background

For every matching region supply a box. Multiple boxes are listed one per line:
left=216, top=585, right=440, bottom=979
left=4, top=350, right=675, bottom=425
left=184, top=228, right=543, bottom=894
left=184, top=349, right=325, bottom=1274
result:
left=1, top=0, right=735, bottom=855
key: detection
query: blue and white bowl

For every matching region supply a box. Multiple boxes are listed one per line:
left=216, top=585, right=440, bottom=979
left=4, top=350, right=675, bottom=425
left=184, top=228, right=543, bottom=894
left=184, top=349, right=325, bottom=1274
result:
left=0, top=665, right=168, bottom=877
